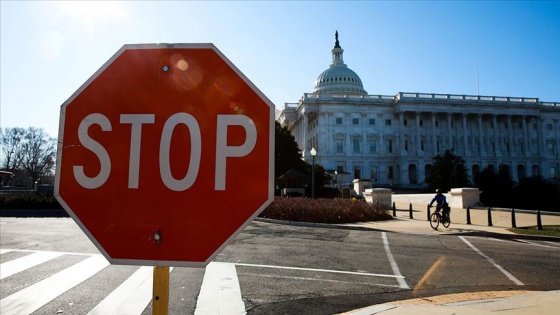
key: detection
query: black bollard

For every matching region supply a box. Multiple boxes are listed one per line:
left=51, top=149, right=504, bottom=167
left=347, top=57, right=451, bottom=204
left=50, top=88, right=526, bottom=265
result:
left=511, top=208, right=517, bottom=228
left=392, top=202, right=396, bottom=217
left=409, top=203, right=413, bottom=219
left=427, top=204, right=431, bottom=221
left=466, top=206, right=471, bottom=225
left=487, top=207, right=493, bottom=226
left=537, top=210, right=543, bottom=231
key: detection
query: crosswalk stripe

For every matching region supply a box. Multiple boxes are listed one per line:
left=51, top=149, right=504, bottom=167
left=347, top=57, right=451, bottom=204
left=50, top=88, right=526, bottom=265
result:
left=0, top=251, right=64, bottom=280
left=87, top=266, right=173, bottom=315
left=0, top=254, right=110, bottom=315
left=195, top=262, right=245, bottom=315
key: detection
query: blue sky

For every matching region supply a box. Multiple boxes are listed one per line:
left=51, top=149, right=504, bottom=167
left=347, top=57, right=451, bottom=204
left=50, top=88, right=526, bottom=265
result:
left=2, top=1, right=559, bottom=138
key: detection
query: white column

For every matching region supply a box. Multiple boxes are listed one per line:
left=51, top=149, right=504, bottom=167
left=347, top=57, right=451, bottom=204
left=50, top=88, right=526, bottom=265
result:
left=478, top=114, right=485, bottom=156
left=302, top=110, right=308, bottom=157
left=508, top=115, right=515, bottom=156
left=522, top=117, right=530, bottom=157
left=416, top=113, right=421, bottom=155
left=493, top=115, right=500, bottom=156
left=432, top=113, right=437, bottom=154
left=462, top=114, right=469, bottom=156
left=399, top=112, right=405, bottom=155
left=537, top=117, right=545, bottom=156
left=447, top=114, right=452, bottom=149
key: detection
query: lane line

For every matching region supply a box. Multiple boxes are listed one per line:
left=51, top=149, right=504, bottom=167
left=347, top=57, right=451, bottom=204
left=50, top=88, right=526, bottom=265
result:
left=0, top=248, right=96, bottom=256
left=459, top=236, right=524, bottom=286
left=0, top=251, right=64, bottom=280
left=235, top=262, right=403, bottom=279
left=240, top=272, right=402, bottom=288
left=413, top=256, right=446, bottom=293
left=195, top=262, right=245, bottom=315
left=382, top=232, right=410, bottom=289
left=514, top=239, right=560, bottom=249
left=0, top=255, right=110, bottom=315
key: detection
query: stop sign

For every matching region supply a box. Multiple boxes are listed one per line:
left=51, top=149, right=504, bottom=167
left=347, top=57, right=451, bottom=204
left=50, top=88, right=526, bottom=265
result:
left=55, top=44, right=274, bottom=267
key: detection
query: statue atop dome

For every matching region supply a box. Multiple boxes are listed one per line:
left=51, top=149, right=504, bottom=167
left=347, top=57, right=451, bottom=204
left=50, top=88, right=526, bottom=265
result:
left=334, top=31, right=341, bottom=48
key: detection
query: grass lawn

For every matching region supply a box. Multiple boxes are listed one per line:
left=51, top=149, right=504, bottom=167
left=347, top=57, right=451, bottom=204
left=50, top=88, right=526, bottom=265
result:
left=508, top=225, right=560, bottom=237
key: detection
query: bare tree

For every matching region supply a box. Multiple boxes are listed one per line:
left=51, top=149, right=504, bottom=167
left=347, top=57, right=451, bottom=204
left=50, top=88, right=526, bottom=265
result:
left=1, top=127, right=25, bottom=170
left=1, top=127, right=56, bottom=187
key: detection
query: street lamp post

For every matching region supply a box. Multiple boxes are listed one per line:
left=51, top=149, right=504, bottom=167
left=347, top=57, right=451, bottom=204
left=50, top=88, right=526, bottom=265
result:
left=310, top=148, right=317, bottom=198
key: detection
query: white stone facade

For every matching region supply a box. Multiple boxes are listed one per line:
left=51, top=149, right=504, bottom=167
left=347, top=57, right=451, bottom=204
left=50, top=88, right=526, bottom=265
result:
left=278, top=33, right=560, bottom=188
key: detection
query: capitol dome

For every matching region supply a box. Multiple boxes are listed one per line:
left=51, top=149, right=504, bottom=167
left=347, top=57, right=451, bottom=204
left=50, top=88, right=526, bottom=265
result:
left=312, top=31, right=367, bottom=96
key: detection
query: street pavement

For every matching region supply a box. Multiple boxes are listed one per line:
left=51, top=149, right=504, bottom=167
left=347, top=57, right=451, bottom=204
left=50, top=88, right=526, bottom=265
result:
left=334, top=206, right=560, bottom=315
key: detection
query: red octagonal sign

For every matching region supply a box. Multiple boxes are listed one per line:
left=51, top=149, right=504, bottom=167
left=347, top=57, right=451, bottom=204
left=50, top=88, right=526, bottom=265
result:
left=55, top=44, right=274, bottom=267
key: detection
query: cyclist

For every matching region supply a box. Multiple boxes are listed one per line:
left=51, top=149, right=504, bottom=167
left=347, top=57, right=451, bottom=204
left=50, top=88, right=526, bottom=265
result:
left=429, top=189, right=450, bottom=222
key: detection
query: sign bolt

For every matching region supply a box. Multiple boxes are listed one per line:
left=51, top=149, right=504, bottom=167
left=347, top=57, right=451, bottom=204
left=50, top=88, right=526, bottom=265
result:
left=154, top=231, right=162, bottom=243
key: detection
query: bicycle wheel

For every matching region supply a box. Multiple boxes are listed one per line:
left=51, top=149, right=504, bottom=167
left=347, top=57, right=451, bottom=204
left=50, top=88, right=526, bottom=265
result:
left=442, top=214, right=450, bottom=228
left=430, top=212, right=440, bottom=230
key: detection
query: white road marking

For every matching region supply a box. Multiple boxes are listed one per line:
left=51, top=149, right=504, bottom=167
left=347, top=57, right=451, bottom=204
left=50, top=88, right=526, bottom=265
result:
left=195, top=262, right=245, bottom=315
left=87, top=266, right=153, bottom=315
left=0, top=249, right=12, bottom=254
left=515, top=239, right=560, bottom=249
left=0, top=251, right=64, bottom=280
left=236, top=262, right=404, bottom=279
left=240, top=272, right=402, bottom=288
left=0, top=254, right=110, bottom=315
left=459, top=236, right=524, bottom=286
left=382, top=232, right=410, bottom=289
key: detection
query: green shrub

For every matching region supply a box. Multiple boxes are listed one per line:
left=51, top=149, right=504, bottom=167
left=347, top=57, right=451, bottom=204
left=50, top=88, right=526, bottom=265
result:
left=0, top=192, right=62, bottom=209
left=259, top=197, right=392, bottom=223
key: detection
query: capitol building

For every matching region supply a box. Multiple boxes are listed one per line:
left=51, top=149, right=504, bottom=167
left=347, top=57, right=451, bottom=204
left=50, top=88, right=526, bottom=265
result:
left=278, top=32, right=560, bottom=190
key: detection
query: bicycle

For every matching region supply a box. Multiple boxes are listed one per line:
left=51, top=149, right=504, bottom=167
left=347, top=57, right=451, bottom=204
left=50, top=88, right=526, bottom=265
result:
left=429, top=205, right=450, bottom=230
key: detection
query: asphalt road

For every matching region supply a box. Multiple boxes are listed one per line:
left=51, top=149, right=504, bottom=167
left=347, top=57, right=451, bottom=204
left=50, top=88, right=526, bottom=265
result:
left=1, top=217, right=559, bottom=314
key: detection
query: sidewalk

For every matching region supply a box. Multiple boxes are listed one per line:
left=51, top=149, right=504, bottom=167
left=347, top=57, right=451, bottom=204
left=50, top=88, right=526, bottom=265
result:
left=337, top=208, right=560, bottom=315
left=343, top=206, right=560, bottom=237
left=340, top=290, right=560, bottom=315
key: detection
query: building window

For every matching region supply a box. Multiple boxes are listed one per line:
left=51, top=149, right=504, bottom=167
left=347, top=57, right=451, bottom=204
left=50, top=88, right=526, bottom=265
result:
left=419, top=120, right=423, bottom=127
left=353, top=138, right=360, bottom=153
left=369, top=139, right=377, bottom=153
left=385, top=139, right=393, bottom=153
left=420, top=140, right=425, bottom=151
left=336, top=139, right=344, bottom=153
left=403, top=119, right=408, bottom=126
left=336, top=165, right=344, bottom=173
left=369, top=118, right=375, bottom=125
left=387, top=166, right=394, bottom=180
left=547, top=140, right=555, bottom=155
left=385, top=119, right=392, bottom=126
left=404, top=140, right=409, bottom=152
left=435, top=121, right=439, bottom=127
left=354, top=166, right=361, bottom=179
left=547, top=123, right=553, bottom=131
left=370, top=167, right=377, bottom=181
left=336, top=117, right=343, bottom=125
left=352, top=118, right=359, bottom=125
